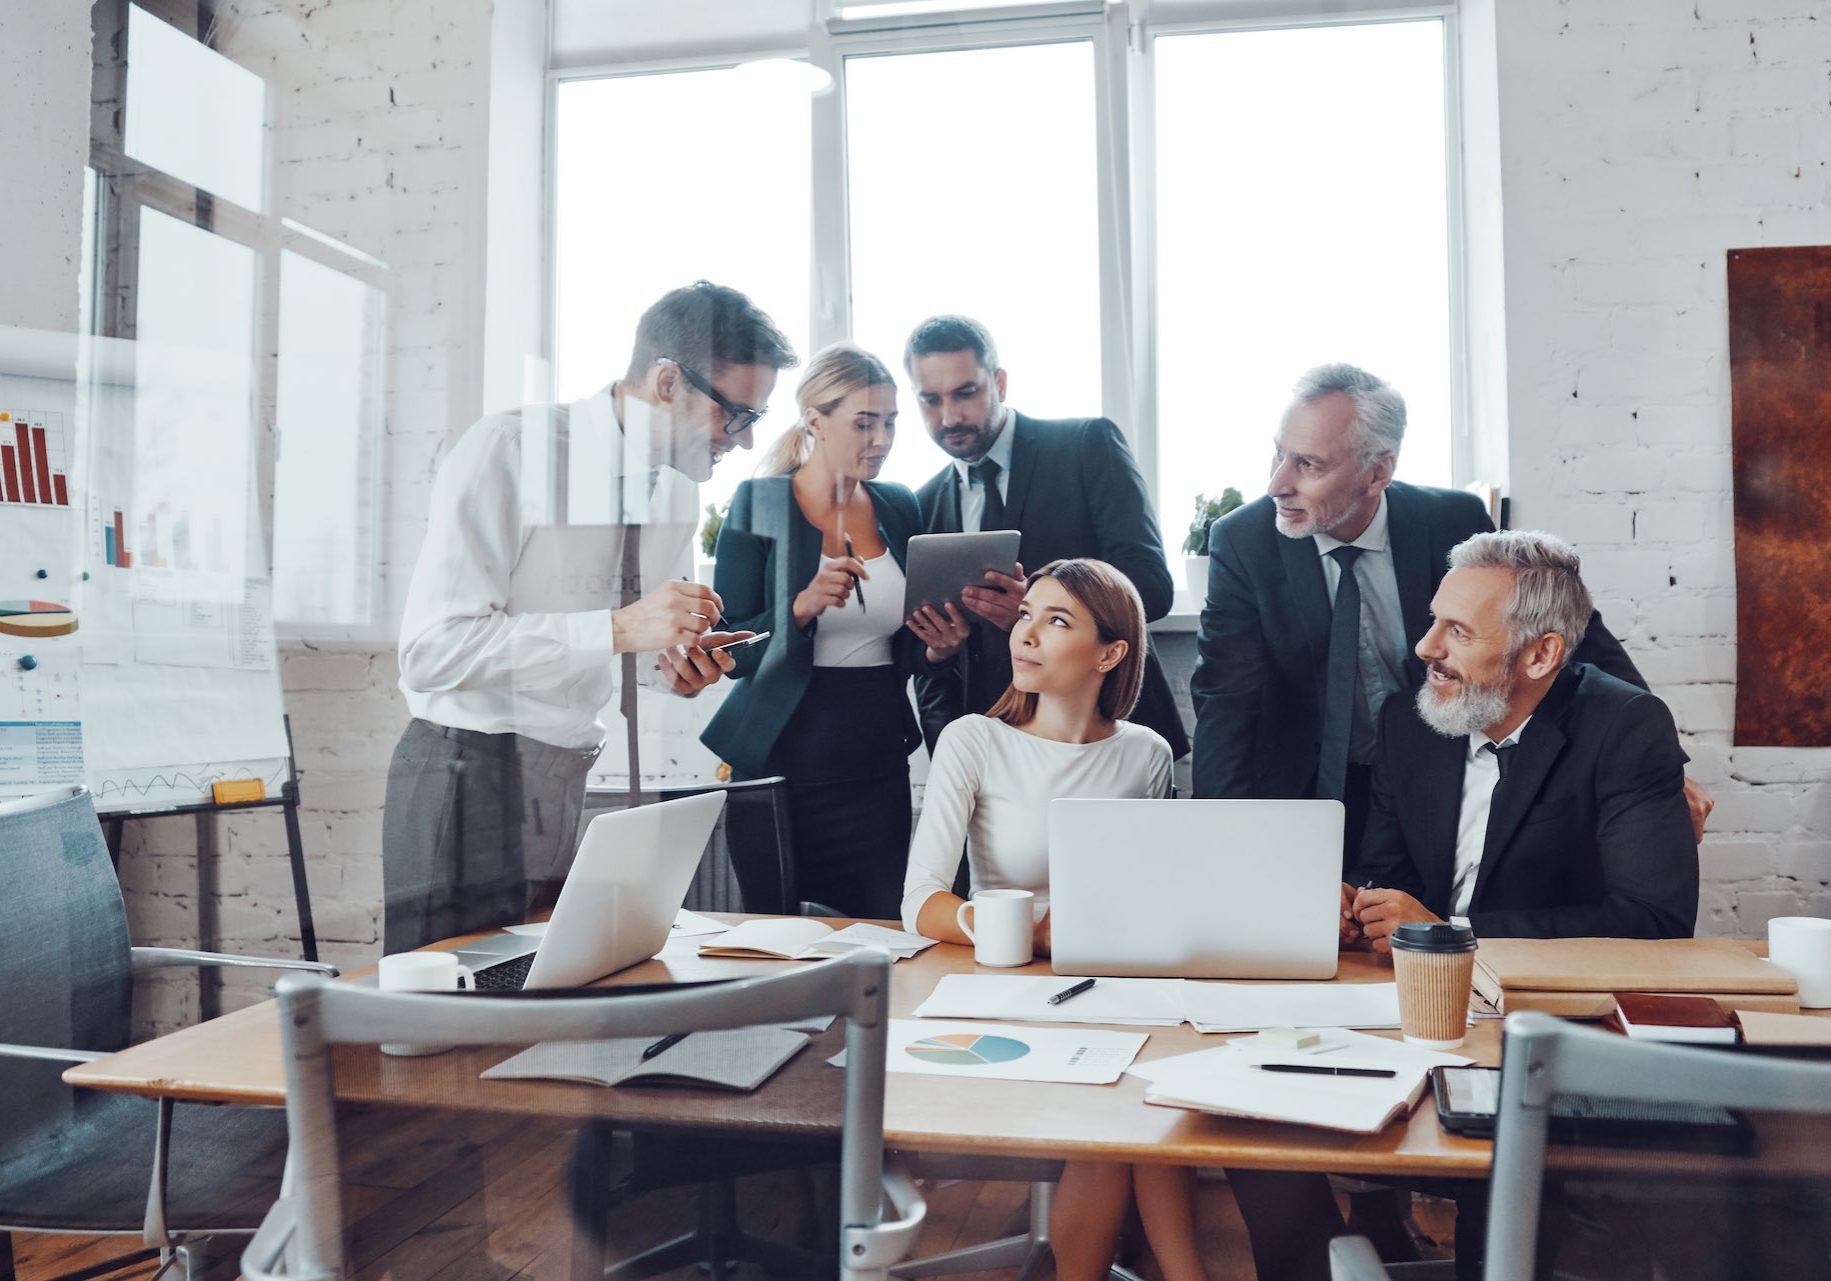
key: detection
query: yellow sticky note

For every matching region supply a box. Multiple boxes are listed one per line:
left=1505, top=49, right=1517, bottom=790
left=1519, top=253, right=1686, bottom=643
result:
left=212, top=778, right=267, bottom=804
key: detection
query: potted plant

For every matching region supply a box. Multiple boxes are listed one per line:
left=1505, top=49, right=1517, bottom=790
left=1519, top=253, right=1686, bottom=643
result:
left=696, top=501, right=726, bottom=584
left=1181, top=488, right=1243, bottom=597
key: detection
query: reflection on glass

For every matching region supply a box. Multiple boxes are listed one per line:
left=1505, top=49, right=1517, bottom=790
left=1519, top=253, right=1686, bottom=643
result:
left=274, top=249, right=384, bottom=626
left=123, top=4, right=267, bottom=212
left=846, top=41, right=1101, bottom=493
left=553, top=68, right=812, bottom=525
left=1154, top=20, right=1452, bottom=546
left=127, top=206, right=258, bottom=601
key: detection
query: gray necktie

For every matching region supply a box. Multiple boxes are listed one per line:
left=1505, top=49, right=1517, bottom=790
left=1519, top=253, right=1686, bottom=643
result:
left=1315, top=545, right=1364, bottom=802
left=618, top=523, right=643, bottom=806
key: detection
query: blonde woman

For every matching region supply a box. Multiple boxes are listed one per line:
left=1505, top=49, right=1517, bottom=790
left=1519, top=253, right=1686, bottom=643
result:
left=901, top=559, right=1207, bottom=1281
left=701, top=343, right=969, bottom=917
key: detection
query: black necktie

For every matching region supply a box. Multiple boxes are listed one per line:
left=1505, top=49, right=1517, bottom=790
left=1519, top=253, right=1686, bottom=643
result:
left=1482, top=740, right=1515, bottom=780
left=971, top=457, right=1006, bottom=531
left=1316, top=545, right=1364, bottom=802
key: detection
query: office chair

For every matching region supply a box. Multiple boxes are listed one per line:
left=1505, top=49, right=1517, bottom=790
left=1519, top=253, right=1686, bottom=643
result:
left=1329, top=1011, right=1831, bottom=1281
left=240, top=952, right=926, bottom=1281
left=659, top=775, right=843, bottom=917
left=0, top=785, right=337, bottom=1281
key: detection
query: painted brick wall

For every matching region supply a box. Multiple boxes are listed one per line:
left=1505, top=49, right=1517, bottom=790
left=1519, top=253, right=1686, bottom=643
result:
left=1491, top=0, right=1831, bottom=937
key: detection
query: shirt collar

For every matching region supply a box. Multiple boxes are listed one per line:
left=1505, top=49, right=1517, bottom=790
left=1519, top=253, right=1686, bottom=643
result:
left=1314, top=490, right=1391, bottom=557
left=950, top=404, right=1018, bottom=486
left=1466, top=714, right=1532, bottom=763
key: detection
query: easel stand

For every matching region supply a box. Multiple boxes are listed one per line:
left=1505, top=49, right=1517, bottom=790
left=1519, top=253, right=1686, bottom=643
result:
left=100, top=716, right=318, bottom=1021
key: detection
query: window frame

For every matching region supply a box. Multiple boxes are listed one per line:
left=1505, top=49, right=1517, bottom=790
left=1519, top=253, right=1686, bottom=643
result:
left=543, top=0, right=1470, bottom=542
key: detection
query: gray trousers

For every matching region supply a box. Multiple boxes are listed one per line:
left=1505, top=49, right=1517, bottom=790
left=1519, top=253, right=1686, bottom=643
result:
left=382, top=718, right=599, bottom=953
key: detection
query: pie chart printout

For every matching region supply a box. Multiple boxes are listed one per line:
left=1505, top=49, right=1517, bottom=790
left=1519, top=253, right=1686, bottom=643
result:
left=905, top=1033, right=1031, bottom=1067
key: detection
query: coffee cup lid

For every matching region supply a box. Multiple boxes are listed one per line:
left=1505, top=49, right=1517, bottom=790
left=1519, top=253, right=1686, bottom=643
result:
left=1390, top=922, right=1477, bottom=953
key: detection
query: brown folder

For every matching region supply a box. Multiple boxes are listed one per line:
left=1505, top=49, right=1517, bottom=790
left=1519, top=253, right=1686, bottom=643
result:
left=1473, top=937, right=1798, bottom=996
left=1733, top=1009, right=1831, bottom=1048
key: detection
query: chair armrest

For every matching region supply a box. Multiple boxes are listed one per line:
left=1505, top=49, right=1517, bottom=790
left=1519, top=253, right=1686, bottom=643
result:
left=843, top=1158, right=927, bottom=1275
left=131, top=946, right=340, bottom=977
left=1330, top=1235, right=1392, bottom=1281
left=0, top=1042, right=105, bottom=1065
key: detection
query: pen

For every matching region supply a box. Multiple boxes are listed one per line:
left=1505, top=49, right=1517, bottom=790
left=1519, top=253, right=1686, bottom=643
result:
left=641, top=1032, right=689, bottom=1061
left=1254, top=1063, right=1396, bottom=1078
left=1047, top=978, right=1096, bottom=1006
left=842, top=534, right=866, bottom=612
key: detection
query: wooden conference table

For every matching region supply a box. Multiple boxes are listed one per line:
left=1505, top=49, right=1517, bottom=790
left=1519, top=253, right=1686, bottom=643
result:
left=64, top=920, right=1822, bottom=1183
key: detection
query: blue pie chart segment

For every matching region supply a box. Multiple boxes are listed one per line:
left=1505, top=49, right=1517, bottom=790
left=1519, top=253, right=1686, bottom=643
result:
left=907, top=1033, right=1031, bottom=1066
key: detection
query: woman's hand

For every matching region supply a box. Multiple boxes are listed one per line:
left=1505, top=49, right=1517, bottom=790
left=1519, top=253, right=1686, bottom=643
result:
left=907, top=601, right=973, bottom=662
left=792, top=556, right=867, bottom=629
left=1032, top=909, right=1052, bottom=958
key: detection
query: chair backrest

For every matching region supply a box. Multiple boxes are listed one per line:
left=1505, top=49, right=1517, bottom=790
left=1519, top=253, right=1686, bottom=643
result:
left=0, top=786, right=136, bottom=1154
left=657, top=777, right=800, bottom=915
left=1487, top=1011, right=1831, bottom=1281
left=248, top=950, right=908, bottom=1280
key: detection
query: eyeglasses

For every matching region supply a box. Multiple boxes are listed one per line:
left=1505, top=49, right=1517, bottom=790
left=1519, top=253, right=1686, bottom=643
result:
left=656, top=358, right=766, bottom=436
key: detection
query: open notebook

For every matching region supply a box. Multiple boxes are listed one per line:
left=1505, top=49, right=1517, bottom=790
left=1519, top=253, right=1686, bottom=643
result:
left=482, top=1027, right=809, bottom=1092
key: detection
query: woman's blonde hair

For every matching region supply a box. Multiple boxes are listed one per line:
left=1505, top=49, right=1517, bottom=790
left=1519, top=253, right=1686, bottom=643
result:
left=987, top=558, right=1148, bottom=727
left=757, top=342, right=896, bottom=477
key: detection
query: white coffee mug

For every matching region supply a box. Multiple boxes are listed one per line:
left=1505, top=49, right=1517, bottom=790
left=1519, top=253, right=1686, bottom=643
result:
left=956, top=889, right=1035, bottom=968
left=378, top=951, right=474, bottom=1056
left=1769, top=916, right=1831, bottom=1009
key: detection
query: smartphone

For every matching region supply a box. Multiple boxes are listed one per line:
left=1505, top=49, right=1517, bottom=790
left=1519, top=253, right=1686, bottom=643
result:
left=706, top=631, right=771, bottom=652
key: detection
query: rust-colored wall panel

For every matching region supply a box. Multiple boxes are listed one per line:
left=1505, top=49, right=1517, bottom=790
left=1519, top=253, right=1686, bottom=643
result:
left=1728, top=245, right=1831, bottom=747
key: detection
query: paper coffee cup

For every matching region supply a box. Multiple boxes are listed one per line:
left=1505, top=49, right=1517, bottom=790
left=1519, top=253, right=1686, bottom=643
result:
left=1390, top=922, right=1477, bottom=1049
left=378, top=951, right=474, bottom=1056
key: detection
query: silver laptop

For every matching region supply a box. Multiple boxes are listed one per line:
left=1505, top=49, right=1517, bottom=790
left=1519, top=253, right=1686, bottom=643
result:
left=452, top=791, right=726, bottom=990
left=1046, top=798, right=1343, bottom=980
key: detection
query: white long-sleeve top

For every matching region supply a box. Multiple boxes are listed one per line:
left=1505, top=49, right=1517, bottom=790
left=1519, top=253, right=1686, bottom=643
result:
left=900, top=715, right=1173, bottom=933
left=396, top=388, right=697, bottom=750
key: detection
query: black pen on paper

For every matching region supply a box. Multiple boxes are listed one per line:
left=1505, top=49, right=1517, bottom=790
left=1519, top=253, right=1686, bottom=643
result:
left=1047, top=978, right=1096, bottom=1006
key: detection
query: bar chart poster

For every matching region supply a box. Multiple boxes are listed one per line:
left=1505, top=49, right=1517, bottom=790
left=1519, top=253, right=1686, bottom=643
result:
left=0, top=410, right=73, bottom=509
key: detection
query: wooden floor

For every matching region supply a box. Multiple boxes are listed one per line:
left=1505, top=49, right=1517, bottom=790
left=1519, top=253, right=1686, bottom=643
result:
left=12, top=1108, right=1456, bottom=1281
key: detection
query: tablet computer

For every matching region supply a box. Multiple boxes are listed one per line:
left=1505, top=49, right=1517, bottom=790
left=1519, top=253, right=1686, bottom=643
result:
left=1430, top=1066, right=1754, bottom=1152
left=903, top=531, right=1023, bottom=614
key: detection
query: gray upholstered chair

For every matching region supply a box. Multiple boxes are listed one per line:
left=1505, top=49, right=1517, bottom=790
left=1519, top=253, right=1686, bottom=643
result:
left=240, top=949, right=924, bottom=1280
left=1330, top=1011, right=1831, bottom=1281
left=0, top=785, right=337, bottom=1281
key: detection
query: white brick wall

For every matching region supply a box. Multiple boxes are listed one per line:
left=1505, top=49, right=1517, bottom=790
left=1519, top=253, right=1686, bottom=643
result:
left=1494, top=0, right=1831, bottom=939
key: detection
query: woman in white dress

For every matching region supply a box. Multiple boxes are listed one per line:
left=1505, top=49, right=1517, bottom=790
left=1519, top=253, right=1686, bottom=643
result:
left=902, top=558, right=1209, bottom=1281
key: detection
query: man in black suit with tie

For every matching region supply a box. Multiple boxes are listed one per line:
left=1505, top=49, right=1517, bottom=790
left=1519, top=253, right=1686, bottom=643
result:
left=905, top=315, right=1188, bottom=757
left=1348, top=528, right=1697, bottom=945
left=1188, top=363, right=1701, bottom=864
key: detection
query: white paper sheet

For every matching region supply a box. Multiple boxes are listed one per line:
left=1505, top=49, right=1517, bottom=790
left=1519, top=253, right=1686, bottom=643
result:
left=885, top=1019, right=1147, bottom=1084
left=912, top=974, right=1188, bottom=1026
left=1180, top=981, right=1402, bottom=1032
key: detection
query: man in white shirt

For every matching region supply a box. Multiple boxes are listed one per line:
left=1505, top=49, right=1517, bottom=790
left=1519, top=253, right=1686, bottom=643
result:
left=382, top=282, right=797, bottom=951
left=1348, top=528, right=1697, bottom=946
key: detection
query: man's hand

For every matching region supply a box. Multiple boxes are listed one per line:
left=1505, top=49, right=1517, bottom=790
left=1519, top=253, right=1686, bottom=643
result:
left=960, top=562, right=1026, bottom=631
left=1338, top=883, right=1365, bottom=948
left=1033, top=908, right=1052, bottom=958
left=654, top=631, right=749, bottom=697
left=613, top=580, right=723, bottom=653
left=1352, top=887, right=1441, bottom=954
left=793, top=557, right=867, bottom=630
left=907, top=602, right=973, bottom=662
left=1684, top=776, right=1714, bottom=844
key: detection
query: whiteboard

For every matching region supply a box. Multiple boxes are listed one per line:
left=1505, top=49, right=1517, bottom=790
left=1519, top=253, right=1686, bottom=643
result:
left=0, top=326, right=290, bottom=813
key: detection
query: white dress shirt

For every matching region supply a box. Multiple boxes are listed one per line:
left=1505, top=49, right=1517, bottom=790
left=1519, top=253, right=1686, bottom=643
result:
left=1314, top=492, right=1409, bottom=763
left=397, top=387, right=697, bottom=750
left=949, top=407, right=1017, bottom=533
left=900, top=715, right=1173, bottom=932
left=811, top=552, right=907, bottom=668
left=1448, top=716, right=1532, bottom=923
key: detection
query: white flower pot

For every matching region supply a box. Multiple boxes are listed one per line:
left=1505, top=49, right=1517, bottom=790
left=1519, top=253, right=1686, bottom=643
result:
left=1184, top=554, right=1210, bottom=599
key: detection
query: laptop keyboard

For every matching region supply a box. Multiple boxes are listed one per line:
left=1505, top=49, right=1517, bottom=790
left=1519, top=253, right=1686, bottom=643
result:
left=472, top=952, right=536, bottom=992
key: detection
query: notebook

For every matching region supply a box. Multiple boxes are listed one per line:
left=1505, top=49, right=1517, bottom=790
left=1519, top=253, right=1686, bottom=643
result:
left=1733, top=1009, right=1831, bottom=1049
left=1613, top=993, right=1738, bottom=1044
left=481, top=1027, right=810, bottom=1092
left=698, top=919, right=935, bottom=961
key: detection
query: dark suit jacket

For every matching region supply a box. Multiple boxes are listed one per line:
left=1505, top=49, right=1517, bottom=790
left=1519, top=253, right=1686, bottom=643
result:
left=700, top=477, right=931, bottom=777
left=1189, top=481, right=1643, bottom=801
left=911, top=412, right=1189, bottom=757
left=1349, top=663, right=1697, bottom=939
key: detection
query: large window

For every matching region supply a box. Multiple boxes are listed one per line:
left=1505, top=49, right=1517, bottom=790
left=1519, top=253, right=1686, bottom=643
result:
left=549, top=4, right=1461, bottom=585
left=1153, top=20, right=1453, bottom=541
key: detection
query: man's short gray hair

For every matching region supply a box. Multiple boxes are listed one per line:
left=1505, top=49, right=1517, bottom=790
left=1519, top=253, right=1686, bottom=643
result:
left=1291, top=363, right=1406, bottom=468
left=1447, top=530, right=1592, bottom=666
